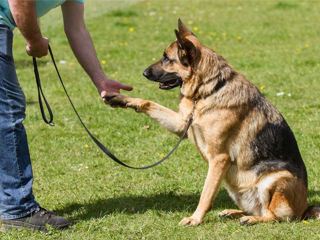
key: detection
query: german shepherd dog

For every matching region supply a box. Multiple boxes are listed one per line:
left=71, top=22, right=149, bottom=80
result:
left=107, top=19, right=320, bottom=225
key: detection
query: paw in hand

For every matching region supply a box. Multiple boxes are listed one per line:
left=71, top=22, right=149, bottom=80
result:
left=104, top=94, right=128, bottom=108
left=179, top=216, right=202, bottom=226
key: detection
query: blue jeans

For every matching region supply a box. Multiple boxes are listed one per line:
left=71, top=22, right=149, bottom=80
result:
left=0, top=25, right=39, bottom=220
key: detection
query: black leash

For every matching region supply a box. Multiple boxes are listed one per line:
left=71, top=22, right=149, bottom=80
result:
left=33, top=44, right=194, bottom=169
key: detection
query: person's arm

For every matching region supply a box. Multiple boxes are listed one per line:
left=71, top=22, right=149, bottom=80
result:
left=8, top=0, right=49, bottom=57
left=61, top=1, right=132, bottom=101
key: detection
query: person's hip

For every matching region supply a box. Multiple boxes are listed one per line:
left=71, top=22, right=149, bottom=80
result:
left=0, top=24, right=13, bottom=58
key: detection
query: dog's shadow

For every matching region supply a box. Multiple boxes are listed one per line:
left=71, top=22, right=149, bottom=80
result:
left=55, top=188, right=235, bottom=221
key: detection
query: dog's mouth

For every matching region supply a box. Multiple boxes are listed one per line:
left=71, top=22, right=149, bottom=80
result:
left=158, top=78, right=182, bottom=90
left=143, top=69, right=182, bottom=90
left=157, top=73, right=182, bottom=90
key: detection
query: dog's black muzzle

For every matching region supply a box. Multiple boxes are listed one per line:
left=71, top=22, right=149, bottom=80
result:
left=143, top=68, right=182, bottom=90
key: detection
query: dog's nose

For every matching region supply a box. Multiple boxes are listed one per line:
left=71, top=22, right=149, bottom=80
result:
left=143, top=69, right=150, bottom=78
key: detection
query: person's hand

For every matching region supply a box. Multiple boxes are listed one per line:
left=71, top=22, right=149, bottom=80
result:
left=95, top=77, right=133, bottom=104
left=26, top=37, right=49, bottom=58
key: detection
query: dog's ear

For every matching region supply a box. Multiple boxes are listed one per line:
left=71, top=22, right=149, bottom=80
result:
left=175, top=29, right=184, bottom=50
left=178, top=18, right=195, bottom=37
left=175, top=29, right=201, bottom=67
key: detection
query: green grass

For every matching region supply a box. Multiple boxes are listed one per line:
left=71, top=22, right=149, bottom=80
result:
left=1, top=0, right=320, bottom=239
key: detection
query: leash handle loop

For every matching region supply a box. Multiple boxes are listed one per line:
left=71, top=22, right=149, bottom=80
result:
left=33, top=56, right=55, bottom=126
left=34, top=44, right=193, bottom=169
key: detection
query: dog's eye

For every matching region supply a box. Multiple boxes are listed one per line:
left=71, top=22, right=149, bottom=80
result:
left=163, top=53, right=174, bottom=64
left=163, top=53, right=169, bottom=62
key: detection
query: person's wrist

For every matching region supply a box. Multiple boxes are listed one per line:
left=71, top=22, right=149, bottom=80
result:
left=26, top=30, right=43, bottom=43
left=92, top=77, right=105, bottom=94
left=92, top=74, right=110, bottom=89
left=26, top=36, right=43, bottom=48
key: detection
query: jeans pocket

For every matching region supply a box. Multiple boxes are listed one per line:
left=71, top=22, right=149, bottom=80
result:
left=0, top=52, right=13, bottom=63
left=0, top=27, right=13, bottom=63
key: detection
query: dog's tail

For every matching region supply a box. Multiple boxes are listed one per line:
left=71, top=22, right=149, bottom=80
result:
left=302, top=206, right=320, bottom=220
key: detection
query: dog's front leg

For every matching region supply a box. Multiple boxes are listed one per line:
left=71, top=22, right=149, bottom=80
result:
left=179, top=153, right=231, bottom=226
left=107, top=94, right=187, bottom=136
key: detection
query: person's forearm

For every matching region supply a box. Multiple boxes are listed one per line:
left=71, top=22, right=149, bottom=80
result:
left=61, top=1, right=132, bottom=97
left=8, top=0, right=42, bottom=44
left=64, top=26, right=105, bottom=86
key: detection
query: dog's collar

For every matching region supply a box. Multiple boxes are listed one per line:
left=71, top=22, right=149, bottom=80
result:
left=191, top=78, right=226, bottom=102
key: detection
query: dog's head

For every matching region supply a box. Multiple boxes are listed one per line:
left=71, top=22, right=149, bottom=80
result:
left=143, top=19, right=202, bottom=90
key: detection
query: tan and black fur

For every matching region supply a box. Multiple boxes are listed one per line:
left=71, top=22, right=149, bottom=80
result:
left=107, top=19, right=320, bottom=225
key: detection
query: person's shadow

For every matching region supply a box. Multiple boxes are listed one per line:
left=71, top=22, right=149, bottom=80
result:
left=55, top=188, right=236, bottom=221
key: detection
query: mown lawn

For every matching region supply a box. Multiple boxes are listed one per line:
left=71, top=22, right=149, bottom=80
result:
left=1, top=0, right=320, bottom=239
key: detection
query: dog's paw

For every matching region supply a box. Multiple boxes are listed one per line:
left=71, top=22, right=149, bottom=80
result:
left=179, top=216, right=202, bottom=226
left=218, top=210, right=233, bottom=219
left=239, top=216, right=257, bottom=225
left=218, top=209, right=245, bottom=219
left=104, top=94, right=128, bottom=108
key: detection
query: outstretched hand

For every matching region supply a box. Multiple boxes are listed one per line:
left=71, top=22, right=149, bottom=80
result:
left=95, top=78, right=133, bottom=104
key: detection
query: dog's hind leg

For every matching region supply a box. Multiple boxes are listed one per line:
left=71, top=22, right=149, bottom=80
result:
left=218, top=209, right=246, bottom=219
left=179, top=153, right=231, bottom=226
left=239, top=190, right=292, bottom=225
left=239, top=173, right=308, bottom=225
left=303, top=206, right=320, bottom=220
